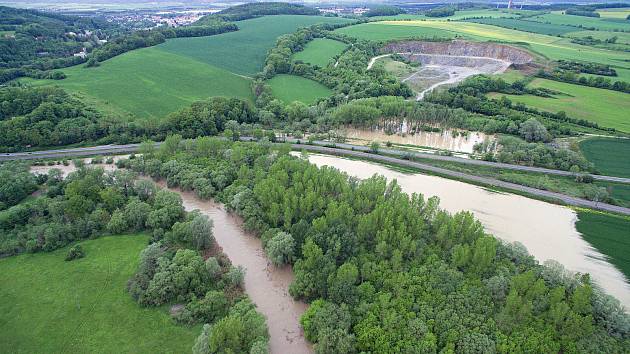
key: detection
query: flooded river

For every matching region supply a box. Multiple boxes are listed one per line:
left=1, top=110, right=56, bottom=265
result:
left=304, top=154, right=630, bottom=308
left=30, top=162, right=311, bottom=354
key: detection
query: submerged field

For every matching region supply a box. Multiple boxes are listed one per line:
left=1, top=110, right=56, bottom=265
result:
left=580, top=138, right=630, bottom=178
left=267, top=74, right=332, bottom=104
left=159, top=15, right=353, bottom=76
left=576, top=211, right=630, bottom=280
left=292, top=38, right=348, bottom=67
left=489, top=79, right=630, bottom=133
left=0, top=234, right=199, bottom=353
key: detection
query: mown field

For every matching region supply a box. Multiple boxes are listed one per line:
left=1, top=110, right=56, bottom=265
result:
left=292, top=38, right=347, bottom=67
left=529, top=13, right=630, bottom=32
left=576, top=211, right=630, bottom=280
left=338, top=20, right=630, bottom=81
left=24, top=47, right=254, bottom=121
left=465, top=17, right=576, bottom=36
left=580, top=138, right=630, bottom=178
left=488, top=79, right=630, bottom=133
left=158, top=15, right=353, bottom=76
left=267, top=74, right=332, bottom=104
left=0, top=234, right=200, bottom=353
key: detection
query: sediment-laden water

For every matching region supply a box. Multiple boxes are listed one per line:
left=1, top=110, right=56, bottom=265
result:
left=304, top=154, right=630, bottom=308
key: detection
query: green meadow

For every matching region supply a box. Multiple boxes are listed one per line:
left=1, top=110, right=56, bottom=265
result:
left=0, top=234, right=199, bottom=353
left=489, top=79, right=630, bottom=133
left=465, top=17, right=576, bottom=36
left=580, top=138, right=630, bottom=178
left=292, top=38, right=348, bottom=67
left=158, top=15, right=353, bottom=76
left=596, top=7, right=630, bottom=19
left=24, top=47, right=254, bottom=121
left=335, top=22, right=454, bottom=41
left=576, top=211, right=630, bottom=280
left=530, top=13, right=630, bottom=32
left=267, top=74, right=332, bottom=104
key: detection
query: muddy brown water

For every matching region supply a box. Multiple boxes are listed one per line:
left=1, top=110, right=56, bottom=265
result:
left=303, top=154, right=630, bottom=308
left=30, top=162, right=312, bottom=354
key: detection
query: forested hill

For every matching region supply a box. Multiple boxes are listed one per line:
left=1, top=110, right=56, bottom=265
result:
left=196, top=2, right=321, bottom=24
left=0, top=6, right=115, bottom=69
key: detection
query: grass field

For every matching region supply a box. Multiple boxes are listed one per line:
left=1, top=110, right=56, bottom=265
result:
left=267, top=74, right=332, bottom=104
left=580, top=138, right=630, bottom=178
left=292, top=38, right=348, bottom=67
left=158, top=15, right=353, bottom=76
left=530, top=13, right=630, bottom=32
left=488, top=79, right=630, bottom=132
left=596, top=8, right=630, bottom=19
left=576, top=211, right=630, bottom=280
left=338, top=20, right=630, bottom=81
left=465, top=17, right=577, bottom=36
left=565, top=30, right=630, bottom=46
left=24, top=47, right=254, bottom=121
left=0, top=234, right=200, bottom=353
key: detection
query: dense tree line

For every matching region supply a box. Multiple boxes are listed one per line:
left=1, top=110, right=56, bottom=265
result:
left=425, top=6, right=457, bottom=18
left=565, top=8, right=601, bottom=17
left=0, top=87, right=257, bottom=152
left=120, top=137, right=630, bottom=353
left=196, top=2, right=320, bottom=24
left=557, top=60, right=617, bottom=77
left=0, top=162, right=39, bottom=210
left=537, top=68, right=630, bottom=94
left=364, top=6, right=406, bottom=17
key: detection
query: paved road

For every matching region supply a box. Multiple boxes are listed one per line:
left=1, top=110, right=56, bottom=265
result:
left=2, top=140, right=629, bottom=215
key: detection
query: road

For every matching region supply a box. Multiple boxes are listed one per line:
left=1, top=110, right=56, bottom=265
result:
left=2, top=140, right=630, bottom=215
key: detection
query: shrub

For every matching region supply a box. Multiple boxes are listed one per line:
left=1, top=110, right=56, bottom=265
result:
left=65, top=244, right=85, bottom=261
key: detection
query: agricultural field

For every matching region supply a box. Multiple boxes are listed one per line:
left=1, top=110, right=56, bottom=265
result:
left=489, top=78, right=630, bottom=133
left=340, top=20, right=630, bottom=81
left=579, top=138, right=630, bottom=178
left=158, top=15, right=353, bottom=76
left=368, top=9, right=524, bottom=21
left=267, top=74, right=332, bottom=104
left=292, top=38, right=348, bottom=67
left=596, top=7, right=630, bottom=19
left=576, top=211, right=630, bottom=280
left=24, top=47, right=254, bottom=121
left=529, top=13, right=630, bottom=32
left=0, top=234, right=200, bottom=353
left=565, top=30, right=630, bottom=45
left=465, top=17, right=577, bottom=36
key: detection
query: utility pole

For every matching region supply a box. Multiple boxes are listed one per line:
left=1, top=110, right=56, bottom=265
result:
left=508, top=0, right=513, bottom=10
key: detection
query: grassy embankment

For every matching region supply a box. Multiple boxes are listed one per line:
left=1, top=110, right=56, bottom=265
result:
left=267, top=74, right=333, bottom=104
left=488, top=78, right=630, bottom=133
left=24, top=15, right=352, bottom=121
left=292, top=38, right=348, bottom=67
left=0, top=234, right=199, bottom=353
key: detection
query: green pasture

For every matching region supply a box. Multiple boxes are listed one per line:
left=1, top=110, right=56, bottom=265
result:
left=529, top=13, right=630, bottom=32
left=292, top=38, right=348, bottom=67
left=596, top=8, right=630, bottom=19
left=158, top=15, right=353, bottom=76
left=335, top=22, right=455, bottom=41
left=23, top=47, right=254, bottom=121
left=267, top=74, right=332, bottom=104
left=489, top=79, right=630, bottom=133
left=0, top=234, right=200, bottom=353
left=576, top=211, right=630, bottom=280
left=580, top=138, right=630, bottom=178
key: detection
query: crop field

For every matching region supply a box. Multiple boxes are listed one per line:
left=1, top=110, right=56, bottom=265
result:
left=565, top=30, right=630, bottom=45
left=292, top=38, right=348, bottom=67
left=335, top=22, right=455, bottom=41
left=576, top=211, right=630, bottom=280
left=267, top=74, right=332, bottom=104
left=465, top=17, right=577, bottom=36
left=489, top=79, right=630, bottom=133
left=0, top=234, right=199, bottom=353
left=529, top=13, right=630, bottom=32
left=580, top=138, right=630, bottom=178
left=342, top=20, right=630, bottom=81
left=158, top=15, right=353, bottom=76
left=596, top=8, right=630, bottom=19
left=24, top=47, right=254, bottom=121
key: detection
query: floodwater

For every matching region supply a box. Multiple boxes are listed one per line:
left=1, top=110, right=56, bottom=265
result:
left=30, top=162, right=312, bottom=354
left=304, top=154, right=630, bottom=308
left=345, top=127, right=490, bottom=154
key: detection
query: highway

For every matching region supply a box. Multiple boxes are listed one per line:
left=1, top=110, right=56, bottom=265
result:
left=2, top=140, right=630, bottom=215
